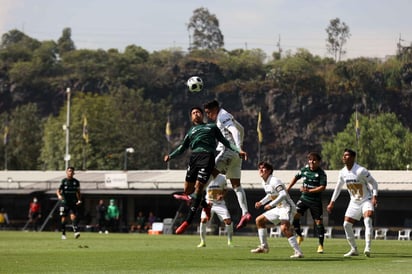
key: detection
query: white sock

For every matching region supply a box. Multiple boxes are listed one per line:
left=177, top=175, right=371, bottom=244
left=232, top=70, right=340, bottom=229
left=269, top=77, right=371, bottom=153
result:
left=343, top=221, right=357, bottom=250
left=363, top=217, right=372, bottom=250
left=234, top=186, right=248, bottom=215
left=288, top=235, right=303, bottom=254
left=199, top=222, right=206, bottom=242
left=258, top=228, right=268, bottom=248
left=226, top=223, right=233, bottom=242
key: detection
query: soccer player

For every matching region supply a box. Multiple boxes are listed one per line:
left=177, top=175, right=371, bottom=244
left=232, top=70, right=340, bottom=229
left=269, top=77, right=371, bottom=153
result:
left=164, top=106, right=247, bottom=234
left=56, top=166, right=82, bottom=240
left=327, top=148, right=378, bottom=257
left=203, top=100, right=251, bottom=230
left=287, top=152, right=327, bottom=253
left=250, top=161, right=304, bottom=258
left=197, top=174, right=233, bottom=248
left=28, top=197, right=42, bottom=231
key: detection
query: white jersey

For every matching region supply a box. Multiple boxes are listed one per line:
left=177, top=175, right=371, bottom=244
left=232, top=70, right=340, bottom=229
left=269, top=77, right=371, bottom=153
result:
left=331, top=163, right=378, bottom=204
left=206, top=174, right=227, bottom=205
left=215, top=108, right=244, bottom=151
left=259, top=174, right=295, bottom=210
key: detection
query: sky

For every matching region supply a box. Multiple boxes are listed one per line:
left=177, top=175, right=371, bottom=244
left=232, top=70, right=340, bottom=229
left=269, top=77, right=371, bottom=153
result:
left=1, top=0, right=411, bottom=60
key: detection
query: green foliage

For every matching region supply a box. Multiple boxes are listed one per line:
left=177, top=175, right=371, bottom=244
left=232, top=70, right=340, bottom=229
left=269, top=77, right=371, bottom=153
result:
left=323, top=113, right=412, bottom=169
left=187, top=7, right=224, bottom=50
left=325, top=18, right=351, bottom=61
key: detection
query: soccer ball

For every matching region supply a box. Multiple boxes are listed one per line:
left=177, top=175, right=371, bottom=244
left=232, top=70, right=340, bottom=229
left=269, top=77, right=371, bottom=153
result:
left=187, top=76, right=203, bottom=92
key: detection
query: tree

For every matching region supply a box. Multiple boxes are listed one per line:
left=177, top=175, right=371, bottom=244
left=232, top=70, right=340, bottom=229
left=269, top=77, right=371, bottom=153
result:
left=57, top=27, right=76, bottom=55
left=322, top=112, right=412, bottom=169
left=187, top=7, right=224, bottom=50
left=325, top=18, right=351, bottom=61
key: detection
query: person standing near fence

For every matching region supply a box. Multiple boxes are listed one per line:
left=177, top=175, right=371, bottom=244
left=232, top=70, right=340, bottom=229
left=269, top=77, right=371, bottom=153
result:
left=28, top=197, right=42, bottom=231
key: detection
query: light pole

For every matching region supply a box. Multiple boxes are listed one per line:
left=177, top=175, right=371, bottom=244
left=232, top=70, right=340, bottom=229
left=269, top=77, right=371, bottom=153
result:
left=64, top=88, right=71, bottom=170
left=124, top=147, right=135, bottom=171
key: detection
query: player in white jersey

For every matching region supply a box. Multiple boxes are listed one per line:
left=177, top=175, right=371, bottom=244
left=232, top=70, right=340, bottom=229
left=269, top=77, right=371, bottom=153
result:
left=203, top=100, right=251, bottom=230
left=327, top=148, right=378, bottom=257
left=197, top=174, right=234, bottom=248
left=250, top=161, right=304, bottom=258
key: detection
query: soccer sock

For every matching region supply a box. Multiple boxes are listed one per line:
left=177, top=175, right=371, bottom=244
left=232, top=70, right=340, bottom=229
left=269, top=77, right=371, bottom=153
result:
left=234, top=186, right=248, bottom=215
left=186, top=193, right=201, bottom=224
left=72, top=219, right=79, bottom=232
left=226, top=223, right=233, bottom=243
left=257, top=228, right=268, bottom=248
left=343, top=221, right=357, bottom=250
left=293, top=219, right=302, bottom=237
left=288, top=236, right=303, bottom=254
left=364, top=217, right=372, bottom=250
left=61, top=221, right=66, bottom=235
left=199, top=222, right=206, bottom=243
left=316, top=223, right=325, bottom=246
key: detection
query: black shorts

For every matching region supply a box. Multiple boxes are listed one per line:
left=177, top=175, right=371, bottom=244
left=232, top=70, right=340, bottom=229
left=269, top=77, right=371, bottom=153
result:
left=59, top=203, right=78, bottom=217
left=185, top=152, right=215, bottom=184
left=295, top=199, right=323, bottom=220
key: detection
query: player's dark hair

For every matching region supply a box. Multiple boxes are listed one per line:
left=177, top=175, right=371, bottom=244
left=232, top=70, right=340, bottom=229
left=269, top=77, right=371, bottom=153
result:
left=67, top=166, right=75, bottom=171
left=344, top=148, right=357, bottom=157
left=190, top=106, right=203, bottom=115
left=307, top=152, right=322, bottom=161
left=203, top=100, right=220, bottom=110
left=258, top=161, right=274, bottom=174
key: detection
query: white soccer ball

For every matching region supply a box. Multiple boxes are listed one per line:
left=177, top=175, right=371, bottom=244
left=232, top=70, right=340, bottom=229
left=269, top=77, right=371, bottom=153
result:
left=187, top=76, right=203, bottom=92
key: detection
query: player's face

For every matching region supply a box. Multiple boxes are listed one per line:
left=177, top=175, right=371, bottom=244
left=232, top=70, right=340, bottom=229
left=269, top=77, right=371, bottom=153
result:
left=258, top=165, right=271, bottom=180
left=66, top=168, right=74, bottom=178
left=191, top=109, right=203, bottom=124
left=204, top=107, right=218, bottom=122
left=308, top=157, right=319, bottom=170
left=342, top=152, right=355, bottom=166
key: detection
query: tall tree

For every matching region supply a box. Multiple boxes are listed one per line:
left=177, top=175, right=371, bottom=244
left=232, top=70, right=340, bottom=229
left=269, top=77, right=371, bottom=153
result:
left=325, top=18, right=351, bottom=61
left=187, top=7, right=224, bottom=50
left=57, top=27, right=76, bottom=55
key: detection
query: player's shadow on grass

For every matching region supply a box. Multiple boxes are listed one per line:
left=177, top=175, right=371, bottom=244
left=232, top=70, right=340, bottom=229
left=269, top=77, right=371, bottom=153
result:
left=244, top=257, right=347, bottom=262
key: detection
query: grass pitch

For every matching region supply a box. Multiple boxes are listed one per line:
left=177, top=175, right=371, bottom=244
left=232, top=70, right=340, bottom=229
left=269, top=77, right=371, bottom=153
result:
left=1, top=231, right=411, bottom=273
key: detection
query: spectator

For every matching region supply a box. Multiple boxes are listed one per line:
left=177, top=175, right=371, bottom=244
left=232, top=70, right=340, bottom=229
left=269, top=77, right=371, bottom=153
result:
left=106, top=199, right=120, bottom=233
left=28, top=197, right=42, bottom=231
left=144, top=211, right=157, bottom=231
left=130, top=211, right=146, bottom=233
left=96, top=199, right=108, bottom=234
left=0, top=208, right=9, bottom=229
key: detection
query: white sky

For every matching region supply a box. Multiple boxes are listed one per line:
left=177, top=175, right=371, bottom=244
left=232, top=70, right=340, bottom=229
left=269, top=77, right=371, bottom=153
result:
left=1, top=0, right=411, bottom=60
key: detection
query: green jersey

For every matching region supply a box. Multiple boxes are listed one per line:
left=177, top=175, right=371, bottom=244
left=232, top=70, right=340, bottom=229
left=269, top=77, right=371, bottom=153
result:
left=294, top=165, right=327, bottom=203
left=59, top=178, right=80, bottom=206
left=169, top=122, right=239, bottom=159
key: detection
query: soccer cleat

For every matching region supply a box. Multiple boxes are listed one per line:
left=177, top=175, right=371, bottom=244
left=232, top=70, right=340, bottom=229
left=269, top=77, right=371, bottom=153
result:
left=197, top=241, right=206, bottom=248
left=203, top=205, right=211, bottom=221
left=290, top=252, right=304, bottom=258
left=227, top=241, right=234, bottom=248
left=175, top=221, right=189, bottom=234
left=61, top=235, right=66, bottom=240
left=105, top=230, right=109, bottom=234
left=74, top=232, right=80, bottom=239
left=317, top=245, right=324, bottom=253
left=173, top=194, right=191, bottom=201
left=364, top=249, right=371, bottom=257
left=236, top=213, right=252, bottom=230
left=297, top=236, right=304, bottom=245
left=250, top=246, right=269, bottom=253
left=344, top=249, right=359, bottom=257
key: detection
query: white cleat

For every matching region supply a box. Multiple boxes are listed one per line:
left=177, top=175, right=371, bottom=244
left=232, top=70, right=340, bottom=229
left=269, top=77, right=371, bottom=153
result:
left=74, top=232, right=80, bottom=239
left=290, top=252, right=304, bottom=258
left=364, top=249, right=371, bottom=257
left=344, top=249, right=359, bottom=257
left=61, top=235, right=67, bottom=240
left=250, top=246, right=269, bottom=253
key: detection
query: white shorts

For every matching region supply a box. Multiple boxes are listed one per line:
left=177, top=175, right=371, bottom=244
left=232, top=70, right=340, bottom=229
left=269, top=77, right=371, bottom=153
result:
left=345, top=199, right=374, bottom=221
left=262, top=206, right=295, bottom=225
left=201, top=202, right=231, bottom=221
left=215, top=150, right=241, bottom=179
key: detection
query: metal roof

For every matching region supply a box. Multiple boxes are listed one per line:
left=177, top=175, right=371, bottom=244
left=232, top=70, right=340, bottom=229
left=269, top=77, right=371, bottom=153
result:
left=1, top=169, right=411, bottom=192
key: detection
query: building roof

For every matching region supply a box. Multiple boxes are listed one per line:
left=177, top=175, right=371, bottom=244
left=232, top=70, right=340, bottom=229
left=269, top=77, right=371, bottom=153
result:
left=1, top=169, right=411, bottom=193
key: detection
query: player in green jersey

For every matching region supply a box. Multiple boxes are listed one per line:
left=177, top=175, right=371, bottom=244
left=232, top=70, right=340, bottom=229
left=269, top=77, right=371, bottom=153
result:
left=287, top=152, right=327, bottom=253
left=164, top=106, right=247, bottom=234
left=56, top=166, right=82, bottom=240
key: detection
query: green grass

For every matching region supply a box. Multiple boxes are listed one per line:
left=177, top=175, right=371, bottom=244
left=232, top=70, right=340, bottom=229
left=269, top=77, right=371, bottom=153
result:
left=1, top=231, right=411, bottom=273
